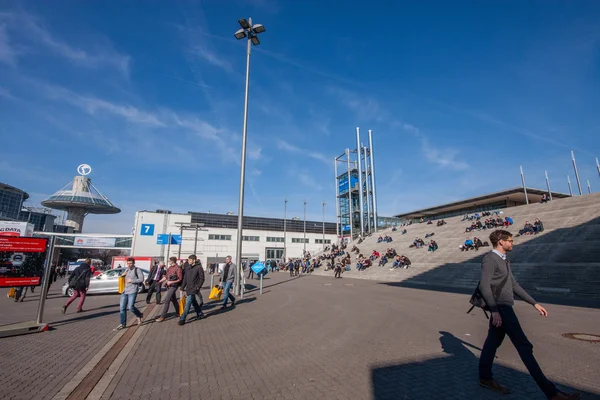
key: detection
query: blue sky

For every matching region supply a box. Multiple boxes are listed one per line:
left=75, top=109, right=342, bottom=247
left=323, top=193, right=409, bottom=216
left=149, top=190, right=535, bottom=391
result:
left=1, top=0, right=599, bottom=233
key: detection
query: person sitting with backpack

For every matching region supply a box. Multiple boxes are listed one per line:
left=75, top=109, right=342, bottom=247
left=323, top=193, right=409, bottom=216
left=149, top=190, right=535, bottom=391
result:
left=62, top=259, right=92, bottom=314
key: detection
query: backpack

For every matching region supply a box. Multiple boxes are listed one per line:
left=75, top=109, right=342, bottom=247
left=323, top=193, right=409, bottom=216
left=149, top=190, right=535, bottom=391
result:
left=467, top=269, right=510, bottom=319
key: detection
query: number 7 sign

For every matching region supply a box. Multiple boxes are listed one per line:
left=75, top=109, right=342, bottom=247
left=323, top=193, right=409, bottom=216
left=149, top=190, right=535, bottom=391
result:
left=140, top=224, right=154, bottom=236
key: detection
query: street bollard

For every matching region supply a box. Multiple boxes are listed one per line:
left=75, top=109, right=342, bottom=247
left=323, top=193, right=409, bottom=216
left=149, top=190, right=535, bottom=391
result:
left=260, top=274, right=263, bottom=295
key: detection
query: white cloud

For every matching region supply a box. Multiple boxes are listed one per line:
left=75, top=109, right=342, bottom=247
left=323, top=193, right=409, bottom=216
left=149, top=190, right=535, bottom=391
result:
left=247, top=145, right=262, bottom=161
left=191, top=45, right=232, bottom=73
left=275, top=139, right=331, bottom=165
left=297, top=171, right=323, bottom=191
left=328, top=86, right=388, bottom=122
left=0, top=23, right=16, bottom=65
left=392, top=121, right=469, bottom=171
left=2, top=10, right=130, bottom=75
left=0, top=84, right=15, bottom=99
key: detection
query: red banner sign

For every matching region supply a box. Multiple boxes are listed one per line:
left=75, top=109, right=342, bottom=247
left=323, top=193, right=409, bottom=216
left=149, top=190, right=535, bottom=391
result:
left=0, top=237, right=48, bottom=288
left=0, top=237, right=48, bottom=252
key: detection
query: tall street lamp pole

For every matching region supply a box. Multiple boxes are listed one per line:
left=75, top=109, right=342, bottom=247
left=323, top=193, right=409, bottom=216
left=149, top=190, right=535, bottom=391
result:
left=233, top=18, right=266, bottom=296
left=303, top=200, right=307, bottom=256
left=284, top=198, right=287, bottom=262
left=322, top=202, right=326, bottom=251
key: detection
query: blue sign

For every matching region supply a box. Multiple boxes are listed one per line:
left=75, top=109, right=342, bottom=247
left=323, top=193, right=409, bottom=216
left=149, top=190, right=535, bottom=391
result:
left=140, top=224, right=154, bottom=236
left=156, top=234, right=169, bottom=244
left=171, top=235, right=182, bottom=245
left=338, top=175, right=358, bottom=195
left=157, top=234, right=183, bottom=245
left=251, top=262, right=268, bottom=277
left=342, top=224, right=351, bottom=232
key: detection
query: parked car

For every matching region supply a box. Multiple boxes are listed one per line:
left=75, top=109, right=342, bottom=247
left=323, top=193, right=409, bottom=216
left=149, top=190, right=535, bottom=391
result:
left=62, top=268, right=150, bottom=297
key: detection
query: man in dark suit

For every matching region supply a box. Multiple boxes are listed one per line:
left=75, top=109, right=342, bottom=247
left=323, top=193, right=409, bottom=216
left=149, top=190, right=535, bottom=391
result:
left=146, top=261, right=166, bottom=304
left=478, top=230, right=579, bottom=400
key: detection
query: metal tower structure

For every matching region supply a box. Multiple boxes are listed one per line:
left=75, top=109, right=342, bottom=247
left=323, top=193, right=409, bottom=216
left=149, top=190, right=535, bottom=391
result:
left=334, top=128, right=378, bottom=240
left=41, top=164, right=120, bottom=232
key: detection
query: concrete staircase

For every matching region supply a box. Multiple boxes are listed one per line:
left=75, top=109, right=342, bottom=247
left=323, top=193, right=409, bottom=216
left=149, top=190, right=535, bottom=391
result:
left=313, top=192, right=600, bottom=299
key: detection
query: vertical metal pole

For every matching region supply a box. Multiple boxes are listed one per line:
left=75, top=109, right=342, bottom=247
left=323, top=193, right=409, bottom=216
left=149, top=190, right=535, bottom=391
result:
left=571, top=150, right=583, bottom=195
left=355, top=127, right=364, bottom=237
left=567, top=175, right=573, bottom=196
left=334, top=158, right=339, bottom=241
left=37, top=236, right=56, bottom=324
left=234, top=28, right=252, bottom=296
left=166, top=233, right=172, bottom=260
left=283, top=198, right=287, bottom=261
left=178, top=226, right=183, bottom=259
left=193, top=226, right=198, bottom=254
left=322, top=202, right=326, bottom=251
left=520, top=165, right=529, bottom=205
left=364, top=146, right=371, bottom=234
left=368, top=130, right=378, bottom=233
left=260, top=274, right=263, bottom=295
left=346, top=149, right=353, bottom=240
left=303, top=200, right=307, bottom=255
left=596, top=157, right=600, bottom=179
left=545, top=171, right=552, bottom=200
left=587, top=179, right=592, bottom=194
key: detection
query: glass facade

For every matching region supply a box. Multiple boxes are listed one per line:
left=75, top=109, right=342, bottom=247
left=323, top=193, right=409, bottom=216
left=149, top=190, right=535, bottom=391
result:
left=0, top=186, right=26, bottom=220
left=190, top=212, right=336, bottom=234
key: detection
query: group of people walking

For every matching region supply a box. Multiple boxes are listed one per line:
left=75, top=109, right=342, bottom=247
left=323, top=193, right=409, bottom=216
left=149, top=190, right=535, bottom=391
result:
left=119, top=254, right=237, bottom=329
left=59, top=255, right=238, bottom=330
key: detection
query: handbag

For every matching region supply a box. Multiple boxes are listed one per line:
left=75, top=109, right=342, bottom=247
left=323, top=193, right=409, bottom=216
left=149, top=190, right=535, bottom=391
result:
left=209, top=285, right=223, bottom=301
left=118, top=276, right=126, bottom=294
left=179, top=294, right=186, bottom=315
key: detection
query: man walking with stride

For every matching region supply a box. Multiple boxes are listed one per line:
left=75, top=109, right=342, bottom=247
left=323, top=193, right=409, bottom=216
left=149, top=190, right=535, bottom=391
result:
left=116, top=257, right=144, bottom=330
left=478, top=230, right=579, bottom=400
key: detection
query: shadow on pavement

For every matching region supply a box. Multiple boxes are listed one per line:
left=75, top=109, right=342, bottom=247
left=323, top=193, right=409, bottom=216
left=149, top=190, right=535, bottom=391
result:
left=50, top=309, right=121, bottom=327
left=370, top=331, right=599, bottom=400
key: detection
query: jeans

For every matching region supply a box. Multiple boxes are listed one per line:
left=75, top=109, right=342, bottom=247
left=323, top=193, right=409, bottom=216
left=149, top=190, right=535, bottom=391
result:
left=479, top=305, right=557, bottom=399
left=221, top=281, right=235, bottom=307
left=65, top=288, right=87, bottom=311
left=120, top=292, right=143, bottom=326
left=180, top=293, right=203, bottom=321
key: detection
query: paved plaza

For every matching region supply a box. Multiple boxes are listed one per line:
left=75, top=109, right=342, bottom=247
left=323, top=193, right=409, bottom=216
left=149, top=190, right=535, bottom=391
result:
left=1, top=272, right=599, bottom=400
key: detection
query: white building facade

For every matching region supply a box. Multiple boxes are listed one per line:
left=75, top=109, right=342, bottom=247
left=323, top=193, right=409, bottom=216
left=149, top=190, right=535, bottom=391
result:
left=131, top=210, right=337, bottom=267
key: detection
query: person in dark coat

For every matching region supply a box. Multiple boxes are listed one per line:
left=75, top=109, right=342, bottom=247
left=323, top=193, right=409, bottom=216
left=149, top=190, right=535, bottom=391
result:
left=178, top=255, right=205, bottom=325
left=62, top=259, right=92, bottom=313
left=146, top=262, right=166, bottom=304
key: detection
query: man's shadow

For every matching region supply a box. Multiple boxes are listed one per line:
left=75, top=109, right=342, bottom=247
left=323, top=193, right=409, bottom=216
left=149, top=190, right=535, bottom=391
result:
left=370, top=331, right=599, bottom=400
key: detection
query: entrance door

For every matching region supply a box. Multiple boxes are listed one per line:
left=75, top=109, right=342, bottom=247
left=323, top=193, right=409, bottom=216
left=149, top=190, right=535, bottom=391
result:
left=265, top=248, right=284, bottom=263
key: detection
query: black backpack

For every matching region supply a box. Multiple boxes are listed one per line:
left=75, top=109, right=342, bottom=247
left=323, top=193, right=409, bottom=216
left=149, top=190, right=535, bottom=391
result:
left=467, top=272, right=510, bottom=319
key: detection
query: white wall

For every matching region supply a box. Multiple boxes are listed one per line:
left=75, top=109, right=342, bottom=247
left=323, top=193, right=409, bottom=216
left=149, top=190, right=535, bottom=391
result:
left=131, top=211, right=336, bottom=266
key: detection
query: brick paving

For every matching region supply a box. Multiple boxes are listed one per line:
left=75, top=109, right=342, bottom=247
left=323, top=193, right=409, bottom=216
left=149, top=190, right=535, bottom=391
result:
left=1, top=273, right=599, bottom=400
left=102, top=273, right=599, bottom=400
left=0, top=278, right=144, bottom=400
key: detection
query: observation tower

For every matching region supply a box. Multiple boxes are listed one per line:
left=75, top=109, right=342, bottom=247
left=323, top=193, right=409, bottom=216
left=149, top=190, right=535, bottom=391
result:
left=41, top=164, right=120, bottom=232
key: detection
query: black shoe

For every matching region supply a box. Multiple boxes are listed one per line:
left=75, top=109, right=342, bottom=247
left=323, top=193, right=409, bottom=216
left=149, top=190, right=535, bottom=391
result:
left=220, top=305, right=227, bottom=310
left=178, top=320, right=185, bottom=326
left=61, top=306, right=67, bottom=314
left=231, top=299, right=236, bottom=307
left=479, top=379, right=510, bottom=394
left=196, top=313, right=204, bottom=320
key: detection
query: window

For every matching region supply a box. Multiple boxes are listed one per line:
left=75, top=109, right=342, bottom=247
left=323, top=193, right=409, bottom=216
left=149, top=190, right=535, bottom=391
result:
left=315, top=239, right=331, bottom=244
left=242, top=236, right=260, bottom=242
left=266, top=237, right=285, bottom=243
left=208, top=234, right=232, bottom=240
left=291, top=238, right=309, bottom=243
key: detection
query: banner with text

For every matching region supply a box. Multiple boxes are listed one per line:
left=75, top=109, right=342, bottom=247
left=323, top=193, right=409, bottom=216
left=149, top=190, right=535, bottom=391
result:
left=0, top=237, right=48, bottom=287
left=74, top=236, right=116, bottom=248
